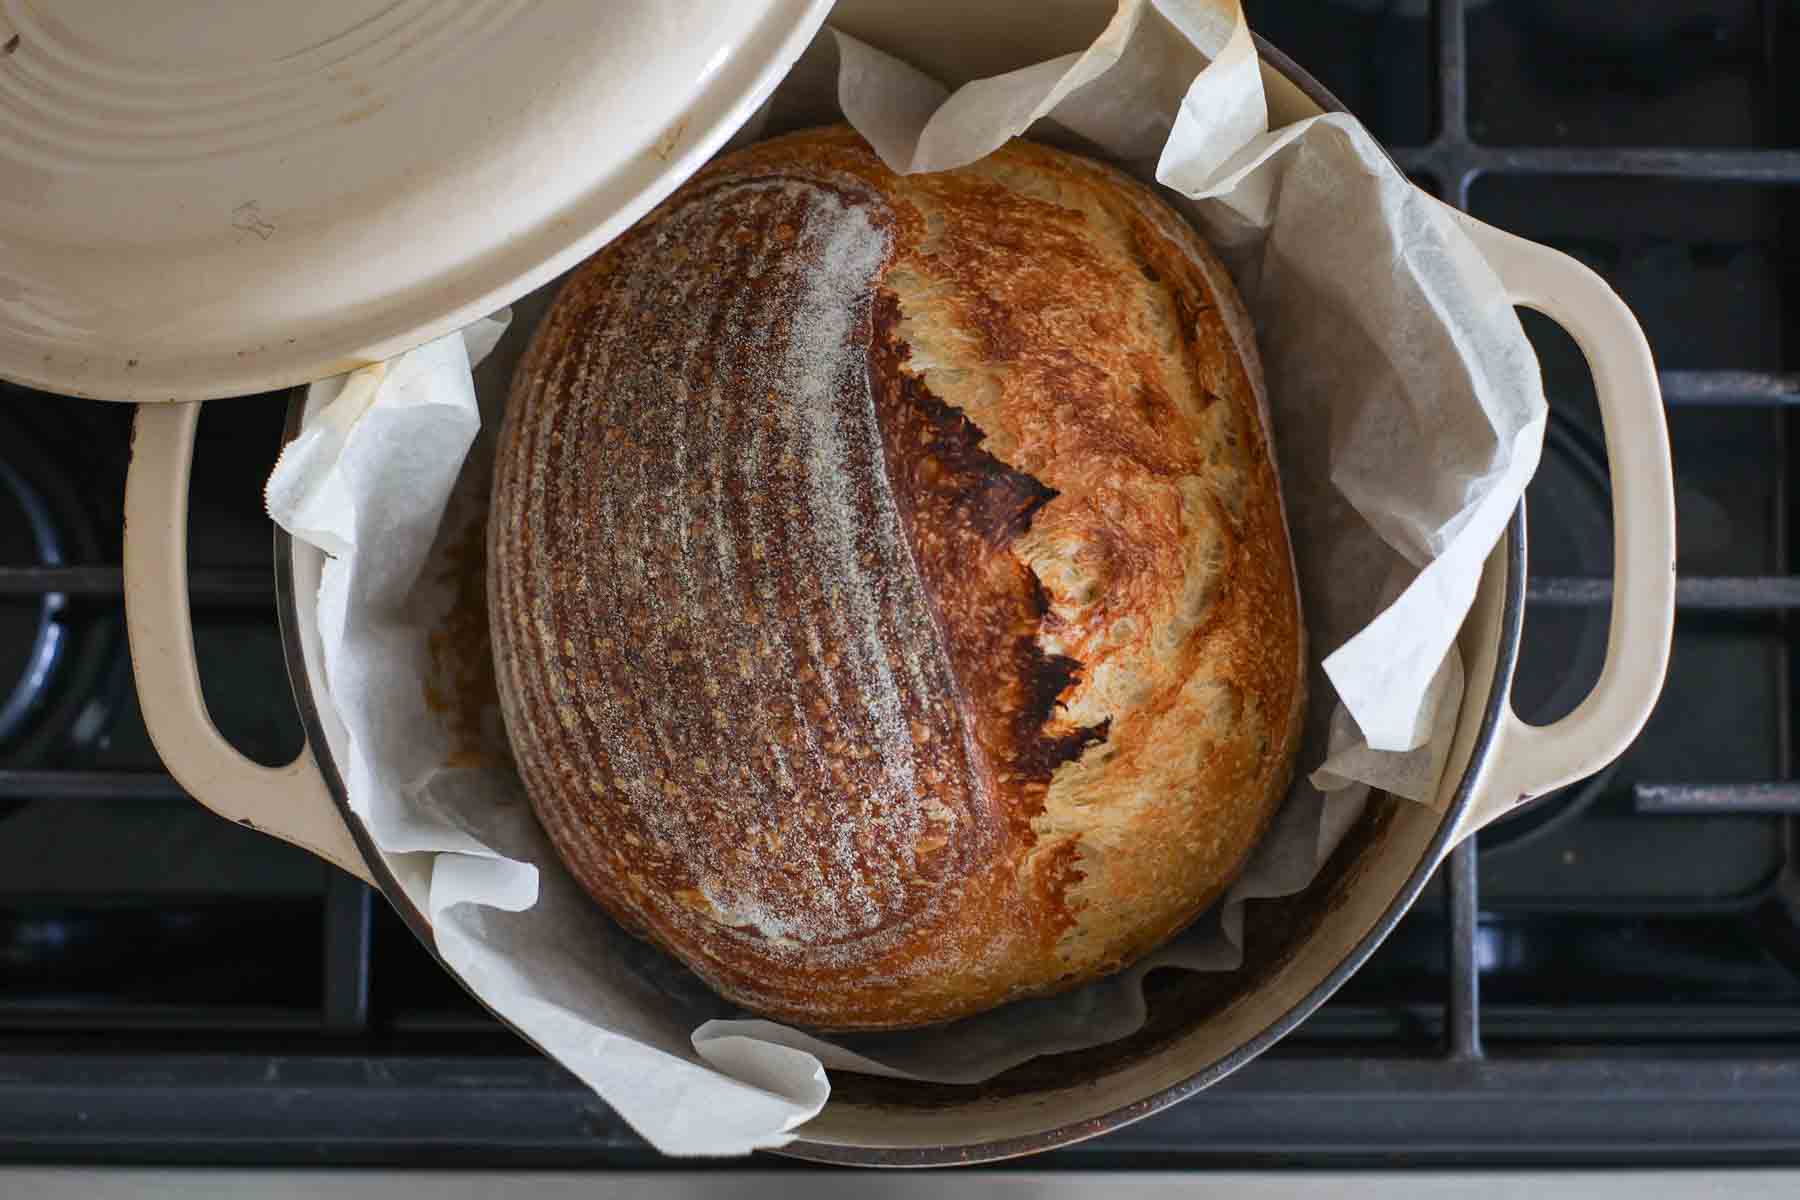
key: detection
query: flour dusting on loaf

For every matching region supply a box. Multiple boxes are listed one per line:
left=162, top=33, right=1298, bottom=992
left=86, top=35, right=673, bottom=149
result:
left=489, top=126, right=1305, bottom=1030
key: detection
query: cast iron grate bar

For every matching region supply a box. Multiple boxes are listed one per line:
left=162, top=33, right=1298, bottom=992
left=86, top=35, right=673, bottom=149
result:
left=1445, top=839, right=1482, bottom=1060
left=1435, top=0, right=1467, bottom=146
left=322, top=875, right=374, bottom=1036
left=1529, top=576, right=1800, bottom=610
left=1435, top=0, right=1479, bottom=1068
left=0, top=565, right=270, bottom=601
left=1395, top=145, right=1800, bottom=188
left=0, top=771, right=187, bottom=801
left=1661, top=370, right=1800, bottom=406
left=6, top=1052, right=1800, bottom=1166
left=1408, top=0, right=1800, bottom=211
left=0, top=1008, right=320, bottom=1033
left=1635, top=782, right=1800, bottom=815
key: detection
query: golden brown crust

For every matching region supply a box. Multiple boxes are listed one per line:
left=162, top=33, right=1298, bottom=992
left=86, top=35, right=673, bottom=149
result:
left=488, top=125, right=1305, bottom=1030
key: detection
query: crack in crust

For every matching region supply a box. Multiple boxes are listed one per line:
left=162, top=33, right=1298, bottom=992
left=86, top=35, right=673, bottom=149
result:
left=869, top=288, right=1112, bottom=803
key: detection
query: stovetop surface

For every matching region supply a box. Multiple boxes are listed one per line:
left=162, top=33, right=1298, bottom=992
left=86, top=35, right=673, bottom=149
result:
left=0, top=0, right=1796, bottom=1169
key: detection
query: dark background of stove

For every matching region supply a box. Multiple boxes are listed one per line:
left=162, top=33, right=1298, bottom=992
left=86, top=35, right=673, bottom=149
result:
left=0, top=0, right=1797, bottom=1168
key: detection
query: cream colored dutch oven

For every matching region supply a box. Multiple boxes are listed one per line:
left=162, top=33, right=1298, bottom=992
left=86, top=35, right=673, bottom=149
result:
left=11, top=0, right=1672, bottom=1167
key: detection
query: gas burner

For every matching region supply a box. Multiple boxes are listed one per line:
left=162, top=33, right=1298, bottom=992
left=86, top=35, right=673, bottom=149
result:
left=0, top=435, right=66, bottom=748
left=1479, top=415, right=1613, bottom=854
left=0, top=409, right=117, bottom=767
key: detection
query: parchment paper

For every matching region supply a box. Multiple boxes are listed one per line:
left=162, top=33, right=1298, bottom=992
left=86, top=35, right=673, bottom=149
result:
left=265, top=0, right=1545, bottom=1156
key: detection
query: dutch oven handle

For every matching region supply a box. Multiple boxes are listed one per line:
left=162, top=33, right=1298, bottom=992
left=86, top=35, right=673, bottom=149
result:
left=124, top=401, right=374, bottom=884
left=1447, top=205, right=1677, bottom=834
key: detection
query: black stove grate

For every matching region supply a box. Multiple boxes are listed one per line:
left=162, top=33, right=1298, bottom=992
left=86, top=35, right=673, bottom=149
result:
left=1, top=0, right=1798, bottom=1167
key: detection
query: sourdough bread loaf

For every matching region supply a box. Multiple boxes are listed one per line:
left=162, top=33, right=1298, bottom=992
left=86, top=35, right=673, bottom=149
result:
left=488, top=125, right=1305, bottom=1030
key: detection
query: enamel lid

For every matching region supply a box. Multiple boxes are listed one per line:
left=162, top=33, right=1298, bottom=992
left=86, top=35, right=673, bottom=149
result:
left=0, top=0, right=832, bottom=401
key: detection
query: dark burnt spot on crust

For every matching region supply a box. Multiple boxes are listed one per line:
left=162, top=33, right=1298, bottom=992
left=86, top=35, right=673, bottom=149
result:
left=884, top=345, right=1056, bottom=550
left=1032, top=710, right=1111, bottom=777
left=1019, top=567, right=1113, bottom=775
left=868, top=289, right=1108, bottom=801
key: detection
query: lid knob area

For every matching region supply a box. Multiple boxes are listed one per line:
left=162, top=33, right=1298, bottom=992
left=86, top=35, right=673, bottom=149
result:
left=0, top=0, right=832, bottom=403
